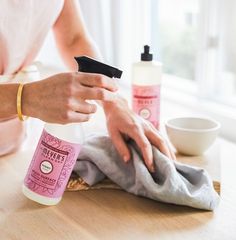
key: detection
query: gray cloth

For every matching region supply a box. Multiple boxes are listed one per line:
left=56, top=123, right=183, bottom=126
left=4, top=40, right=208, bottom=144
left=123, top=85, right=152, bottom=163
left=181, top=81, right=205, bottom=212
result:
left=73, top=135, right=220, bottom=210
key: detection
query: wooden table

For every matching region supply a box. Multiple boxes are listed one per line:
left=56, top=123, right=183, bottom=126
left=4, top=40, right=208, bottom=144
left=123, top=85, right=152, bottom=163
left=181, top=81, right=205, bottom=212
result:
left=0, top=132, right=236, bottom=240
left=0, top=76, right=236, bottom=239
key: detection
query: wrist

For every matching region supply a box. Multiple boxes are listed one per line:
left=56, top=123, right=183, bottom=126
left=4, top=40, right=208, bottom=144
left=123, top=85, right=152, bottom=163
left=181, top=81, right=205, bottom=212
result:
left=103, top=95, right=128, bottom=116
left=21, top=83, right=36, bottom=118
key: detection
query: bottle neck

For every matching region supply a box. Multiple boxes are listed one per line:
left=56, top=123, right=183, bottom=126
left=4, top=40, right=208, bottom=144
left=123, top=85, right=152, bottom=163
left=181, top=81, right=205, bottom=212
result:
left=44, top=123, right=84, bottom=144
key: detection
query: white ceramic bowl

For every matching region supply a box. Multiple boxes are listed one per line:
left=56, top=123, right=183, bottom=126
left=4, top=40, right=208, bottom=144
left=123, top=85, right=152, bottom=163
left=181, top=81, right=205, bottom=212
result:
left=165, top=117, right=221, bottom=156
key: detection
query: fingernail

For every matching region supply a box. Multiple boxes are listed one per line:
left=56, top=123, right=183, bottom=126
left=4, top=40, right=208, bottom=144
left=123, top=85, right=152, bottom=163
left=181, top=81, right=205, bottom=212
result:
left=123, top=156, right=129, bottom=163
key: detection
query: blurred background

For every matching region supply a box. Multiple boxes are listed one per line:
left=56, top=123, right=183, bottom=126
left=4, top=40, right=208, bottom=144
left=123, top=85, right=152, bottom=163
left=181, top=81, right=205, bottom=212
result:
left=36, top=0, right=236, bottom=142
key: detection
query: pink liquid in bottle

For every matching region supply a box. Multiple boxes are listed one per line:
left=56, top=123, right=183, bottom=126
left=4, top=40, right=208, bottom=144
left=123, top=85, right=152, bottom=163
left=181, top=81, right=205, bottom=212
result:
left=132, top=84, right=161, bottom=129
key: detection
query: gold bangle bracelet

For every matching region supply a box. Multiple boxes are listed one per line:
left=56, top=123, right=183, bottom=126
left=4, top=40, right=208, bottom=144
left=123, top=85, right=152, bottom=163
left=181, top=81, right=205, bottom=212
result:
left=17, top=83, right=28, bottom=121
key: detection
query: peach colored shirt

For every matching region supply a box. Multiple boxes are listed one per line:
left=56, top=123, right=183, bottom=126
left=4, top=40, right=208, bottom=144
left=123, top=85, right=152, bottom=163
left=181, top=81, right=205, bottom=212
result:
left=0, top=0, right=64, bottom=155
left=0, top=0, right=64, bottom=75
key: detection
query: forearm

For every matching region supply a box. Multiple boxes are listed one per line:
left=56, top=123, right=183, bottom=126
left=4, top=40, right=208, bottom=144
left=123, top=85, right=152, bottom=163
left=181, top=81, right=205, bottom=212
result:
left=0, top=83, right=39, bottom=120
left=55, top=35, right=102, bottom=71
left=0, top=84, right=19, bottom=119
left=53, top=0, right=101, bottom=71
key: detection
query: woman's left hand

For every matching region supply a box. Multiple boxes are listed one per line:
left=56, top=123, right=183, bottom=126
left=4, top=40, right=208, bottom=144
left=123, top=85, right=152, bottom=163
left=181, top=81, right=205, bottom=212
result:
left=103, top=97, right=176, bottom=172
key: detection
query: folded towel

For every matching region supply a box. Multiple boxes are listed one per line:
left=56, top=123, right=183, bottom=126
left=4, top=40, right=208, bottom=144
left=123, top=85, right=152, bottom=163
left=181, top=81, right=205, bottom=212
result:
left=69, top=135, right=220, bottom=210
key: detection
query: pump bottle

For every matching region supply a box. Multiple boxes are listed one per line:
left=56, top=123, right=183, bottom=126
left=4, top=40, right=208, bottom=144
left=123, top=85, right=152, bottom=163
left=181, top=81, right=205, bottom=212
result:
left=132, top=45, right=162, bottom=129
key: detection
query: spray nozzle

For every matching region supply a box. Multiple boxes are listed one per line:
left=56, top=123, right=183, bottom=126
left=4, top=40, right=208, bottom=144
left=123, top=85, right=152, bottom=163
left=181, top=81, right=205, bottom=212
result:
left=74, top=56, right=123, bottom=79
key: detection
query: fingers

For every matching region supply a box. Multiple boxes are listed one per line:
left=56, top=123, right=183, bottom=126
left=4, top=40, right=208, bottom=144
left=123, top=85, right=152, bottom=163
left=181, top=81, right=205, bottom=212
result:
left=69, top=99, right=97, bottom=114
left=166, top=140, right=177, bottom=161
left=35, top=72, right=117, bottom=124
left=77, top=86, right=118, bottom=101
left=148, top=123, right=176, bottom=160
left=76, top=72, right=118, bottom=92
left=128, top=127, right=154, bottom=172
left=63, top=111, right=91, bottom=123
left=63, top=72, right=118, bottom=101
left=109, top=130, right=131, bottom=162
left=146, top=127, right=175, bottom=161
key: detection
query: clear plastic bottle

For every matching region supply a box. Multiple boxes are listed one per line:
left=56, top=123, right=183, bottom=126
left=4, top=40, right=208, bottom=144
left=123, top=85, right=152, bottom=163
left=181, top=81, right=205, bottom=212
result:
left=132, top=45, right=162, bottom=129
left=22, top=123, right=84, bottom=205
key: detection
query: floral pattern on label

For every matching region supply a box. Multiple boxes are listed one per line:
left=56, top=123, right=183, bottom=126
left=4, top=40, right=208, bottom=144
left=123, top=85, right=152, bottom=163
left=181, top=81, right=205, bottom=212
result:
left=24, top=129, right=82, bottom=198
left=132, top=84, right=161, bottom=128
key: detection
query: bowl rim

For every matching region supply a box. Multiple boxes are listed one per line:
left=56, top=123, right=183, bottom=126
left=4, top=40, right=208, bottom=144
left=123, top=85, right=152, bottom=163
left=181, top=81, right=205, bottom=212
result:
left=165, top=117, right=221, bottom=133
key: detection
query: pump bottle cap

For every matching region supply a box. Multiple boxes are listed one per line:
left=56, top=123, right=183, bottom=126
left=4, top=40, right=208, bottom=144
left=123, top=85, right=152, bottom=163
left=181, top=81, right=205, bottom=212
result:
left=141, top=45, right=153, bottom=61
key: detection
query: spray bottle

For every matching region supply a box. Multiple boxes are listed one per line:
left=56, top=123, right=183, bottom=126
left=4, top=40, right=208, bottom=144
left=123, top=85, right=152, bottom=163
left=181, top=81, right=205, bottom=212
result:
left=132, top=45, right=162, bottom=129
left=22, top=56, right=122, bottom=205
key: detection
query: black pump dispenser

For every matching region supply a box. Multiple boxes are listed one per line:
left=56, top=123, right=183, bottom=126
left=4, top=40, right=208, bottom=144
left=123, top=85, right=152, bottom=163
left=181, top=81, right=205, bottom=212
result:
left=141, top=45, right=153, bottom=61
left=74, top=56, right=122, bottom=79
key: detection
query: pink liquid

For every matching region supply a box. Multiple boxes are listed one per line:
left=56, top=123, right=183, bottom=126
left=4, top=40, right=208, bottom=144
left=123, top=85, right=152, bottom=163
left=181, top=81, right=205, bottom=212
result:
left=132, top=84, right=161, bottom=129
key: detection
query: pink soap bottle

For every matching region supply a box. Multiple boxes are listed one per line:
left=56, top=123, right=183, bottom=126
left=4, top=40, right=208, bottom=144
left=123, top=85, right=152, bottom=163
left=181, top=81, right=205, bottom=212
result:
left=22, top=123, right=84, bottom=205
left=132, top=45, right=162, bottom=129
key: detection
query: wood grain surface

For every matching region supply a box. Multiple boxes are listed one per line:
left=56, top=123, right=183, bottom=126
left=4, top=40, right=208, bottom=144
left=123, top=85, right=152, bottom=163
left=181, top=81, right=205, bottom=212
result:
left=0, top=138, right=235, bottom=240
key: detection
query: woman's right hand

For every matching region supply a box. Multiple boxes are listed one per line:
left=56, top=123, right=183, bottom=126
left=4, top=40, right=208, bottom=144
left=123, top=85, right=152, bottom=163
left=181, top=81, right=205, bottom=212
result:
left=22, top=72, right=118, bottom=124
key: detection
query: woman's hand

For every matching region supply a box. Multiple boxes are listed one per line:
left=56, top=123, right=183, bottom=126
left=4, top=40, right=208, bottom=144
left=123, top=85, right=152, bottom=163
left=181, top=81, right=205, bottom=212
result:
left=22, top=72, right=118, bottom=124
left=103, top=97, right=176, bottom=172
